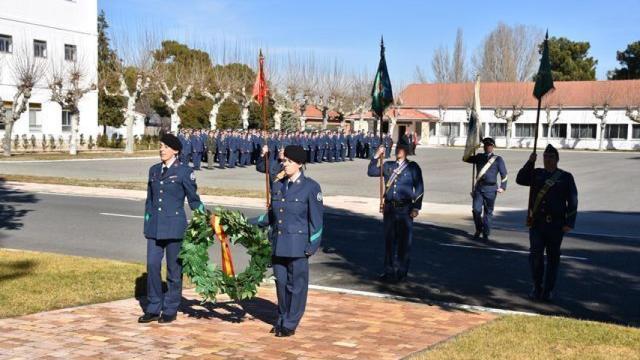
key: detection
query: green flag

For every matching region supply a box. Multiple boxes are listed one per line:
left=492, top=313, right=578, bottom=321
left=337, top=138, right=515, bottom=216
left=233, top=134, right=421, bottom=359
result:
left=371, top=37, right=394, bottom=117
left=533, top=31, right=554, bottom=100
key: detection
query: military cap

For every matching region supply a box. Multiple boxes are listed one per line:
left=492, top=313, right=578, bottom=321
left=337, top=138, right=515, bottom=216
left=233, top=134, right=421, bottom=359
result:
left=396, top=135, right=412, bottom=154
left=482, top=137, right=496, bottom=146
left=161, top=134, right=182, bottom=152
left=544, top=144, right=559, bottom=159
left=284, top=145, right=307, bottom=164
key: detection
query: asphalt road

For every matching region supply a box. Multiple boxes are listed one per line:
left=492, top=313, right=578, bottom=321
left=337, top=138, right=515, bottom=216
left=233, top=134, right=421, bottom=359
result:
left=1, top=147, right=639, bottom=211
left=1, top=186, right=638, bottom=326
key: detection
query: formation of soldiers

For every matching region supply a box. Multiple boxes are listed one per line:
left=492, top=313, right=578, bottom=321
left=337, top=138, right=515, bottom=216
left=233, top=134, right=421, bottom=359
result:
left=176, top=128, right=394, bottom=170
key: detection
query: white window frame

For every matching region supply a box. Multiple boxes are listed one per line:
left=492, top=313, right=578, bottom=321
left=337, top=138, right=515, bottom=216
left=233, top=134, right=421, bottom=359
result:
left=29, top=104, right=42, bottom=132
left=64, top=44, right=77, bottom=61
left=61, top=110, right=72, bottom=132
left=34, top=39, right=47, bottom=58
left=0, top=34, right=12, bottom=53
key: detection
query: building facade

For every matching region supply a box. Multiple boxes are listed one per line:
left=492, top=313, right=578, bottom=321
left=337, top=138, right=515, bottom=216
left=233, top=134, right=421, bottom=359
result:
left=0, top=0, right=98, bottom=144
left=399, top=80, right=640, bottom=150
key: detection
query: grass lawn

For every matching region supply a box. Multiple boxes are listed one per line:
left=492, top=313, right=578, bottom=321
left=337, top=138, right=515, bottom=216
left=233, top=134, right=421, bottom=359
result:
left=410, top=315, right=640, bottom=360
left=0, top=249, right=146, bottom=318
left=1, top=174, right=265, bottom=198
left=0, top=150, right=157, bottom=161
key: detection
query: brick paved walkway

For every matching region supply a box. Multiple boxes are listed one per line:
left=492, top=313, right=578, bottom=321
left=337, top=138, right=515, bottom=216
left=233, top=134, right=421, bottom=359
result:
left=0, top=286, right=495, bottom=359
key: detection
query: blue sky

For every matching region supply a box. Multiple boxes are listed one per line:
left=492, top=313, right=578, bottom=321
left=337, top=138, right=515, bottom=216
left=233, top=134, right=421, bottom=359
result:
left=100, top=0, right=639, bottom=83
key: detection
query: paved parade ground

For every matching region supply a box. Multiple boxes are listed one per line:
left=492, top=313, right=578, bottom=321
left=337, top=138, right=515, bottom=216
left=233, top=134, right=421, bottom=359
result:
left=0, top=287, right=495, bottom=359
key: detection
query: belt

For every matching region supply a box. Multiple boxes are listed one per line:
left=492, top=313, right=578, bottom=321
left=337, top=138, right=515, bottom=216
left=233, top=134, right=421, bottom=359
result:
left=386, top=200, right=411, bottom=208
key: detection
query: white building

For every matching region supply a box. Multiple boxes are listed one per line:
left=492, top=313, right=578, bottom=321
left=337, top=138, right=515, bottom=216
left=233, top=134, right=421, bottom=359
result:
left=0, top=0, right=98, bottom=144
left=397, top=80, right=640, bottom=150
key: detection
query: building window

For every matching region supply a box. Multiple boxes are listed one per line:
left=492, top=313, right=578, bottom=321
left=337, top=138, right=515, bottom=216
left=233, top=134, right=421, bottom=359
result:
left=0, top=34, right=12, bottom=53
left=439, top=122, right=460, bottom=137
left=29, top=104, right=42, bottom=132
left=64, top=44, right=77, bottom=61
left=1, top=102, right=12, bottom=130
left=34, top=40, right=47, bottom=58
left=542, top=124, right=567, bottom=138
left=489, top=123, right=506, bottom=137
left=429, top=122, right=436, bottom=136
left=515, top=124, right=537, bottom=137
left=61, top=110, right=72, bottom=132
left=633, top=125, right=640, bottom=139
left=604, top=124, right=628, bottom=139
left=571, top=124, right=597, bottom=139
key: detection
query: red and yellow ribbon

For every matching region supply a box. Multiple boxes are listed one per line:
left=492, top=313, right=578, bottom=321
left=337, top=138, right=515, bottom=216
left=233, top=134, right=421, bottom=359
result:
left=211, top=214, right=235, bottom=277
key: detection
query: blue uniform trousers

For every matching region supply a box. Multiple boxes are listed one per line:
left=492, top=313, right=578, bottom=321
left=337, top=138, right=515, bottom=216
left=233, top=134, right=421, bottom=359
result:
left=272, top=256, right=309, bottom=331
left=192, top=152, right=202, bottom=169
left=228, top=150, right=237, bottom=168
left=472, top=190, right=496, bottom=236
left=146, top=239, right=183, bottom=316
left=529, top=223, right=564, bottom=293
left=383, top=204, right=413, bottom=278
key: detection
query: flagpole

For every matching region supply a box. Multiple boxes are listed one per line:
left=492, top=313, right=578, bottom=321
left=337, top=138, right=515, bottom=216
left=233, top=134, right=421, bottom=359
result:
left=527, top=30, right=552, bottom=226
left=526, top=97, right=542, bottom=225
left=263, top=95, right=270, bottom=209
left=378, top=114, right=385, bottom=213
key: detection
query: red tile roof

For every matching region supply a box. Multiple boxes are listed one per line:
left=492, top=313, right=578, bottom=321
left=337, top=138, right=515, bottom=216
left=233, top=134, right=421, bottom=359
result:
left=299, top=106, right=340, bottom=119
left=400, top=80, right=640, bottom=109
left=345, top=108, right=436, bottom=120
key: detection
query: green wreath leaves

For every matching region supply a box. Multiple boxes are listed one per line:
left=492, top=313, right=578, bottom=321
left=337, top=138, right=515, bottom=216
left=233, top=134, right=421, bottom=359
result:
left=179, top=207, right=271, bottom=303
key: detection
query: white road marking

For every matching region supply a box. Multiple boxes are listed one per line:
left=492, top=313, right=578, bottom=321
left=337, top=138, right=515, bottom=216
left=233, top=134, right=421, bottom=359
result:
left=308, top=284, right=539, bottom=317
left=36, top=192, right=142, bottom=201
left=493, top=224, right=640, bottom=241
left=100, top=212, right=144, bottom=219
left=439, top=243, right=589, bottom=261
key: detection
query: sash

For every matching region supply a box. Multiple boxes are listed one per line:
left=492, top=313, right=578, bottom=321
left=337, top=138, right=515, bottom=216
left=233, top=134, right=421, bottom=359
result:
left=384, top=161, right=409, bottom=194
left=527, top=170, right=563, bottom=226
left=475, top=155, right=497, bottom=185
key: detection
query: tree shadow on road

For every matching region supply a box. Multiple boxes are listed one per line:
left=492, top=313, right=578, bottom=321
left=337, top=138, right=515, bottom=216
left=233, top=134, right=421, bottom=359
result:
left=0, top=177, right=39, bottom=235
left=316, top=206, right=640, bottom=327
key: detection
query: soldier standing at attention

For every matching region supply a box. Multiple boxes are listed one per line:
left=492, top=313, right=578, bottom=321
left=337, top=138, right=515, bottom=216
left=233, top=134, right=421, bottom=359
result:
left=517, top=144, right=578, bottom=302
left=206, top=130, right=216, bottom=170
left=253, top=145, right=323, bottom=337
left=138, top=134, right=205, bottom=324
left=463, top=137, right=508, bottom=241
left=367, top=136, right=423, bottom=282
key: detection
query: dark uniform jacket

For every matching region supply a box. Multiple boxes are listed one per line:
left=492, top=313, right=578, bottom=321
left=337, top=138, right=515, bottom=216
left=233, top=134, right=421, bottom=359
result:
left=144, top=160, right=204, bottom=239
left=367, top=158, right=424, bottom=210
left=253, top=172, right=324, bottom=258
left=464, top=153, right=508, bottom=192
left=516, top=161, right=578, bottom=228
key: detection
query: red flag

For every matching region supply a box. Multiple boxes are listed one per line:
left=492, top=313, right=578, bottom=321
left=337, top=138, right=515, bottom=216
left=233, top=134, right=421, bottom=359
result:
left=252, top=50, right=268, bottom=106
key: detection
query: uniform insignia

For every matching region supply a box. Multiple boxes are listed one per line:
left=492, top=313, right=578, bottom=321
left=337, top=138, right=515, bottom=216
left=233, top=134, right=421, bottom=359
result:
left=316, top=192, right=323, bottom=202
left=190, top=172, right=196, bottom=181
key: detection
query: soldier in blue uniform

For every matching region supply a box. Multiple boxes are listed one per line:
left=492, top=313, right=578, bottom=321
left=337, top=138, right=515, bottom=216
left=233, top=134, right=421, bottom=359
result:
left=369, top=134, right=381, bottom=159
left=517, top=144, right=578, bottom=302
left=253, top=145, right=323, bottom=337
left=463, top=137, right=508, bottom=241
left=190, top=129, right=204, bottom=170
left=138, top=134, right=205, bottom=324
left=178, top=130, right=192, bottom=165
left=346, top=130, right=355, bottom=161
left=384, top=133, right=393, bottom=159
left=367, top=136, right=424, bottom=282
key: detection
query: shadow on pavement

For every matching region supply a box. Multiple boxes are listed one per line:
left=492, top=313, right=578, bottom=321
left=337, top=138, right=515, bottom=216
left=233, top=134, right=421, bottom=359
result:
left=316, top=206, right=640, bottom=327
left=0, top=177, right=39, bottom=234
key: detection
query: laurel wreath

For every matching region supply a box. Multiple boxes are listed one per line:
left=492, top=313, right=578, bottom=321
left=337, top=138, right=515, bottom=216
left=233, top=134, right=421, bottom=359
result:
left=178, top=207, right=272, bottom=303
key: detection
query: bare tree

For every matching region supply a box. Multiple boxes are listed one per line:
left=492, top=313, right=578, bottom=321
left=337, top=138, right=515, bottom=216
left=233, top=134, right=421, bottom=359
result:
left=431, top=45, right=451, bottom=83
left=451, top=28, right=467, bottom=83
left=474, top=23, right=543, bottom=82
left=153, top=62, right=194, bottom=132
left=591, top=82, right=616, bottom=151
left=105, top=32, right=154, bottom=153
left=2, top=45, right=46, bottom=157
left=624, top=81, right=640, bottom=124
left=493, top=82, right=526, bottom=148
left=202, top=60, right=233, bottom=130
left=543, top=90, right=564, bottom=145
left=49, top=59, right=96, bottom=155
left=346, top=69, right=371, bottom=132
left=386, top=80, right=406, bottom=138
